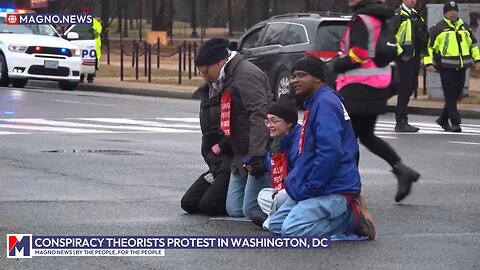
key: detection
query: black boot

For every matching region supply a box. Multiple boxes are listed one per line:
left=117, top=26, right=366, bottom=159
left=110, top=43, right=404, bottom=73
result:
left=450, top=124, right=462, bottom=132
left=87, top=74, right=94, bottom=83
left=436, top=118, right=452, bottom=132
left=392, top=162, right=420, bottom=202
left=251, top=210, right=268, bottom=228
left=395, top=118, right=420, bottom=133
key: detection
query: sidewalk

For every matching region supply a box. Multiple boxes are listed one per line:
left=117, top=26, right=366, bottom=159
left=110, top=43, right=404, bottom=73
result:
left=77, top=76, right=480, bottom=119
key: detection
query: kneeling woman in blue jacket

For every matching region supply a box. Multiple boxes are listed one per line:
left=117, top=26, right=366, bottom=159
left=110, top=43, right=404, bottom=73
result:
left=269, top=57, right=376, bottom=240
left=248, top=94, right=301, bottom=230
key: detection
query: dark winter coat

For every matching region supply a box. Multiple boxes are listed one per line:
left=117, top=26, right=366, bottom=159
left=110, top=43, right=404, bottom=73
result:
left=193, top=84, right=233, bottom=178
left=218, top=52, right=273, bottom=174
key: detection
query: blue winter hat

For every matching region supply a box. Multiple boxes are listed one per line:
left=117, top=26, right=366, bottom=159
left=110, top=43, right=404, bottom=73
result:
left=194, top=38, right=229, bottom=66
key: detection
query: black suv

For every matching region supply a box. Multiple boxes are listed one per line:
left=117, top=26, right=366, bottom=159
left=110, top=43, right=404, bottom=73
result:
left=233, top=12, right=350, bottom=99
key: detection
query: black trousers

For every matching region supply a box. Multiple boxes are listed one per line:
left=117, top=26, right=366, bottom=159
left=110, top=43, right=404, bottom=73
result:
left=181, top=170, right=230, bottom=216
left=350, top=114, right=402, bottom=167
left=395, top=57, right=421, bottom=121
left=438, top=67, right=466, bottom=125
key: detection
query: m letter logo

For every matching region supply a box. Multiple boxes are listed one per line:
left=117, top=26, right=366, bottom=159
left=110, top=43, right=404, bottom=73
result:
left=7, top=234, right=32, bottom=258
left=6, top=14, right=19, bottom=25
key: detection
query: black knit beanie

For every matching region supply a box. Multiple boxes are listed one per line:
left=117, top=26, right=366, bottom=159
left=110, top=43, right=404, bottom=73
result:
left=292, top=57, right=325, bottom=81
left=267, top=94, right=298, bottom=125
left=194, top=38, right=229, bottom=66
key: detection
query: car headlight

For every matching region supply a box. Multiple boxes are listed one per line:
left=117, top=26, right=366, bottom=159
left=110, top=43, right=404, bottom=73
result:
left=8, top=45, right=28, bottom=53
left=72, top=49, right=81, bottom=57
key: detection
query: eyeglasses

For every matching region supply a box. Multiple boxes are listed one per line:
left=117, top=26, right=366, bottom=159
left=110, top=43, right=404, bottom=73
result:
left=290, top=71, right=310, bottom=80
left=265, top=117, right=284, bottom=126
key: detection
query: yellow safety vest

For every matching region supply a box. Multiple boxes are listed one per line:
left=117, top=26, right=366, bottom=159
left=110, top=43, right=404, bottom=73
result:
left=424, top=18, right=480, bottom=68
left=92, top=18, right=102, bottom=61
left=395, top=8, right=424, bottom=56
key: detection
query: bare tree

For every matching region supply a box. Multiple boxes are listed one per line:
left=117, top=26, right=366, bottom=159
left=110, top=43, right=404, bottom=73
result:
left=151, top=0, right=169, bottom=31
left=123, top=1, right=128, bottom=38
left=227, top=0, right=233, bottom=36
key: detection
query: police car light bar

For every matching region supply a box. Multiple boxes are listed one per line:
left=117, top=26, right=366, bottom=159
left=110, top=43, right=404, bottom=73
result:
left=0, top=8, right=32, bottom=14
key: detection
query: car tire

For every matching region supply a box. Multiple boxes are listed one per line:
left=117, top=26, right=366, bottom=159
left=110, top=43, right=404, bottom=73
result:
left=274, top=70, right=291, bottom=100
left=11, top=79, right=28, bottom=88
left=0, top=54, right=10, bottom=87
left=58, top=81, right=78, bottom=91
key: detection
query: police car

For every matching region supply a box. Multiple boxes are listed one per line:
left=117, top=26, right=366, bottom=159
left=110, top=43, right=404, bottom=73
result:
left=0, top=8, right=82, bottom=90
left=63, top=24, right=96, bottom=79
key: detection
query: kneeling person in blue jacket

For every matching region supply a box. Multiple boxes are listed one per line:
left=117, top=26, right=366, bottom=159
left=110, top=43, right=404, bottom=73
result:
left=249, top=94, right=301, bottom=230
left=269, top=57, right=376, bottom=239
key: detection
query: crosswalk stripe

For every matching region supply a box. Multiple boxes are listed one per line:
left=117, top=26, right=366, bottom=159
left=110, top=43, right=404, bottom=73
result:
left=449, top=141, right=480, bottom=146
left=156, top=117, right=199, bottom=123
left=0, top=119, right=199, bottom=133
left=0, top=123, right=116, bottom=133
left=0, top=118, right=478, bottom=136
left=0, top=131, right=31, bottom=135
left=376, top=121, right=480, bottom=134
left=75, top=118, right=199, bottom=129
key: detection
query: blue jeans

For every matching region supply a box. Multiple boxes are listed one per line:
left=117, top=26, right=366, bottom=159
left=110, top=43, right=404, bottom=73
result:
left=257, top=188, right=289, bottom=230
left=225, top=172, right=271, bottom=219
left=269, top=194, right=355, bottom=236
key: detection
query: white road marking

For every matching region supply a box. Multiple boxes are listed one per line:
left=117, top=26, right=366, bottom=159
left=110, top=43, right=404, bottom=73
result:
left=54, top=99, right=117, bottom=107
left=157, top=117, right=199, bottom=123
left=209, top=217, right=252, bottom=222
left=0, top=118, right=478, bottom=136
left=0, top=123, right=116, bottom=133
left=76, top=118, right=199, bottom=129
left=449, top=141, right=480, bottom=146
left=0, top=119, right=198, bottom=133
left=0, top=131, right=31, bottom=135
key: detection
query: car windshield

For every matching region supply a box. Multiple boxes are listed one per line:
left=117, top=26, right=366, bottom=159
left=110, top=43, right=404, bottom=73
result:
left=0, top=17, right=57, bottom=36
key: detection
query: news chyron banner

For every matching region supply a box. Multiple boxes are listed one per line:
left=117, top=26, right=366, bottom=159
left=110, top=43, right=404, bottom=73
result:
left=7, top=234, right=331, bottom=258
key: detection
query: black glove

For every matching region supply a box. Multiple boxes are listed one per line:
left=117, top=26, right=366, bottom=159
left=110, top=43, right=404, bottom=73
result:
left=249, top=156, right=267, bottom=178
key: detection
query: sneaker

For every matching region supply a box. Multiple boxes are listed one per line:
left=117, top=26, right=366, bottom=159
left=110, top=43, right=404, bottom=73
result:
left=251, top=210, right=268, bottom=228
left=352, top=195, right=376, bottom=240
left=436, top=118, right=452, bottom=132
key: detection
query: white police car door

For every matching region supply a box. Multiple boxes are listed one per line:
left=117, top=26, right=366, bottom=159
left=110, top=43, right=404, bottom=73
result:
left=64, top=24, right=96, bottom=75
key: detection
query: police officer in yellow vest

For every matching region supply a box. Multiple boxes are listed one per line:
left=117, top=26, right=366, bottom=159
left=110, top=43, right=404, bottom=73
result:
left=93, top=18, right=102, bottom=66
left=82, top=7, right=102, bottom=83
left=424, top=1, right=480, bottom=132
left=390, top=0, right=428, bottom=132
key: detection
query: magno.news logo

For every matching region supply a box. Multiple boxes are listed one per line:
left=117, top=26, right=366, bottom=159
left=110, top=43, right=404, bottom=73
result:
left=6, top=14, right=18, bottom=25
left=7, top=234, right=32, bottom=258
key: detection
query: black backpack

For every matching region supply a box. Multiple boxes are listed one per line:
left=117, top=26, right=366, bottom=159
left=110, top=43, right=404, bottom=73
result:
left=373, top=20, right=398, bottom=67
